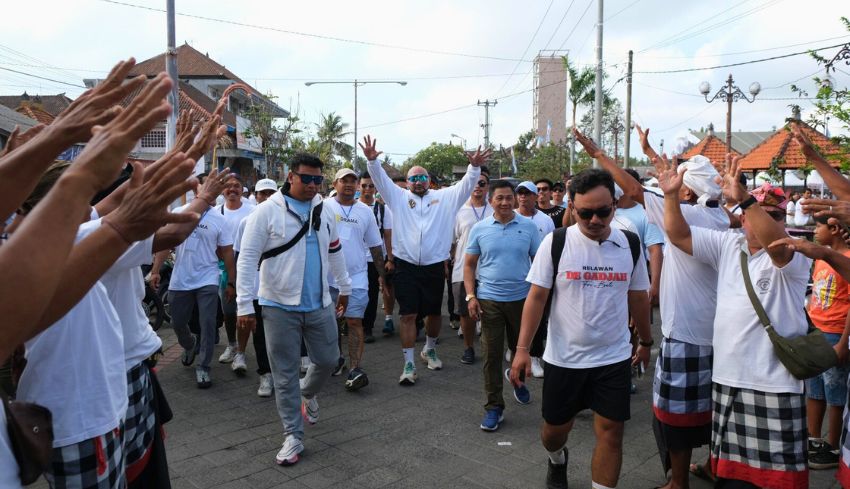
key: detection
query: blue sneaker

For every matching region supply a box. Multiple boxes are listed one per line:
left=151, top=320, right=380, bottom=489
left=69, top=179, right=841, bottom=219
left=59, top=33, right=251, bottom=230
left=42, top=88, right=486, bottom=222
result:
left=480, top=408, right=504, bottom=431
left=505, top=368, right=531, bottom=405
left=383, top=318, right=395, bottom=337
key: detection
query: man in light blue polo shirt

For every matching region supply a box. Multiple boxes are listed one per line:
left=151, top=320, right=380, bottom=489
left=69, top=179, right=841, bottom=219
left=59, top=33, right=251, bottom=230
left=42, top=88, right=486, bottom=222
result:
left=463, top=180, right=542, bottom=432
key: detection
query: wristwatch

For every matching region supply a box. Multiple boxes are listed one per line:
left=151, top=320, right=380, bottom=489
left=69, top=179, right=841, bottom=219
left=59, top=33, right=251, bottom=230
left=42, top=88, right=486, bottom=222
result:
left=739, top=195, right=758, bottom=211
left=638, top=338, right=654, bottom=347
left=465, top=294, right=476, bottom=302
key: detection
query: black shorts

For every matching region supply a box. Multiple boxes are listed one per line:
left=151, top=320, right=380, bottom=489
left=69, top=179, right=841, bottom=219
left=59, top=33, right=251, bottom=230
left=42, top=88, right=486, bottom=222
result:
left=542, top=358, right=632, bottom=425
left=394, top=258, right=445, bottom=317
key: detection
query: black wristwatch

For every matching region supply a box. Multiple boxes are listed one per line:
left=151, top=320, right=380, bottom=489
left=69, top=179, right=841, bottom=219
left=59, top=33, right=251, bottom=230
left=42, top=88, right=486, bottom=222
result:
left=638, top=338, right=654, bottom=347
left=738, top=195, right=758, bottom=211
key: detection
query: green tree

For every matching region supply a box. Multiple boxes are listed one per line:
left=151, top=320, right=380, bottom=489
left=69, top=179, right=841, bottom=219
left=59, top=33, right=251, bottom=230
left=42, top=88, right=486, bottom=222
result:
left=241, top=92, right=302, bottom=180
left=563, top=56, right=597, bottom=173
left=405, top=143, right=467, bottom=181
left=315, top=112, right=353, bottom=165
left=579, top=97, right=625, bottom=162
left=519, top=142, right=570, bottom=181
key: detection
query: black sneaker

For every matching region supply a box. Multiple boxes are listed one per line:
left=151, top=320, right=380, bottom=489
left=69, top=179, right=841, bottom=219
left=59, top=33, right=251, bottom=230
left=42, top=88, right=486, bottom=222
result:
left=461, top=347, right=475, bottom=365
left=809, top=443, right=839, bottom=470
left=364, top=334, right=375, bottom=344
left=345, top=368, right=369, bottom=391
left=808, top=438, right=825, bottom=454
left=331, top=357, right=346, bottom=376
left=546, top=449, right=568, bottom=489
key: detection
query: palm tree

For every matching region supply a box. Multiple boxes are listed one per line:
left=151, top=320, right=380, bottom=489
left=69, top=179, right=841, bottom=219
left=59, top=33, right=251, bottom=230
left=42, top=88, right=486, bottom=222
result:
left=563, top=56, right=596, bottom=173
left=315, top=112, right=352, bottom=164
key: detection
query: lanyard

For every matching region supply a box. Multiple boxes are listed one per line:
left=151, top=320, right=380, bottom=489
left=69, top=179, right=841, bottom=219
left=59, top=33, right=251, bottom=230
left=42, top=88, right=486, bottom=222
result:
left=471, top=202, right=487, bottom=221
left=341, top=203, right=354, bottom=220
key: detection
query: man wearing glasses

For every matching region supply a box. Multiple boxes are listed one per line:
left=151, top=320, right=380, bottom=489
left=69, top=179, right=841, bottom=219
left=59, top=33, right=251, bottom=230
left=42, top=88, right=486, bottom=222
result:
left=236, top=153, right=352, bottom=467
left=511, top=169, right=651, bottom=489
left=360, top=135, right=491, bottom=385
left=535, top=178, right=566, bottom=229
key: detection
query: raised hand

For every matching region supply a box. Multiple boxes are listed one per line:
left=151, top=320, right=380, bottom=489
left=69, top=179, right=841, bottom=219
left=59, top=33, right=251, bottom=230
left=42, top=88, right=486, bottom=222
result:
left=801, top=198, right=850, bottom=222
left=720, top=153, right=749, bottom=203
left=654, top=153, right=685, bottom=197
left=174, top=109, right=199, bottom=154
left=51, top=58, right=146, bottom=144
left=187, top=108, right=225, bottom=162
left=359, top=135, right=383, bottom=161
left=767, top=236, right=828, bottom=260
left=103, top=152, right=199, bottom=243
left=791, top=122, right=825, bottom=164
left=573, top=128, right=604, bottom=159
left=465, top=146, right=493, bottom=167
left=0, top=124, right=46, bottom=157
left=63, top=72, right=173, bottom=196
left=634, top=124, right=659, bottom=160
left=195, top=166, right=232, bottom=205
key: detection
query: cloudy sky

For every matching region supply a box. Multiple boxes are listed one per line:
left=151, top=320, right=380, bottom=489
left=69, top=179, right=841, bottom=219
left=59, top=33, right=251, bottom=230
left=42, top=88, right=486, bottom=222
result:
left=3, top=0, right=849, bottom=163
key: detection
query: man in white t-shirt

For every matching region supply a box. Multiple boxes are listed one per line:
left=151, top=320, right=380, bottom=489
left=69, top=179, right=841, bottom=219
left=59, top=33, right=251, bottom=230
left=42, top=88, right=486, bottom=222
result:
left=786, top=191, right=799, bottom=225
left=216, top=174, right=254, bottom=370
left=158, top=202, right=236, bottom=388
left=795, top=188, right=814, bottom=227
left=451, top=169, right=493, bottom=365
left=326, top=169, right=385, bottom=391
left=511, top=169, right=651, bottom=489
left=515, top=180, right=555, bottom=378
left=659, top=155, right=811, bottom=488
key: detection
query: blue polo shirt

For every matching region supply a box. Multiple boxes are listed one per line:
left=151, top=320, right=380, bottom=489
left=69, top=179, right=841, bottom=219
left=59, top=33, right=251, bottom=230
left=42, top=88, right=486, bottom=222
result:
left=465, top=214, right=542, bottom=301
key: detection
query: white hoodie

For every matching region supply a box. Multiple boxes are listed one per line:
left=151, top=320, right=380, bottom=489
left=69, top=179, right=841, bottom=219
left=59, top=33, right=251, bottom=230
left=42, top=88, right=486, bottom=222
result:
left=236, top=190, right=351, bottom=316
left=366, top=160, right=481, bottom=266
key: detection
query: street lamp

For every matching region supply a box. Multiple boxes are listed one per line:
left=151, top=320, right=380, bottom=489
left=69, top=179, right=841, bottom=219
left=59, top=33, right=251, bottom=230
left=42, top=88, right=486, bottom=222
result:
left=824, top=42, right=850, bottom=72
left=699, top=74, right=760, bottom=152
left=450, top=133, right=467, bottom=149
left=305, top=80, right=407, bottom=172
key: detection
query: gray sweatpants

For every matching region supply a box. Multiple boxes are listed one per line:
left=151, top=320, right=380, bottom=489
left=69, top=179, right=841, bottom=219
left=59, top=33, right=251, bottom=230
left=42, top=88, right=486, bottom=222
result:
left=169, top=285, right=219, bottom=370
left=263, top=304, right=339, bottom=441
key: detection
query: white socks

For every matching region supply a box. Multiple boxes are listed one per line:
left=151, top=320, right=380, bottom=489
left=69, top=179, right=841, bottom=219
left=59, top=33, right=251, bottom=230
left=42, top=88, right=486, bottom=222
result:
left=591, top=482, right=615, bottom=489
left=424, top=335, right=437, bottom=351
left=402, top=348, right=414, bottom=364
left=385, top=314, right=392, bottom=320
left=547, top=447, right=566, bottom=465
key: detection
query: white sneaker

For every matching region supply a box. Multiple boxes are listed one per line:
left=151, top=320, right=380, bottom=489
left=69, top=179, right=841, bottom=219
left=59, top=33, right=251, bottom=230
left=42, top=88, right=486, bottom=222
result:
left=420, top=349, right=443, bottom=370
left=231, top=352, right=247, bottom=374
left=300, top=356, right=313, bottom=374
left=457, top=327, right=463, bottom=338
left=398, top=361, right=418, bottom=385
left=531, top=356, right=544, bottom=378
left=275, top=435, right=304, bottom=466
left=505, top=349, right=512, bottom=362
left=257, top=373, right=273, bottom=397
left=476, top=321, right=481, bottom=336
left=301, top=395, right=319, bottom=425
left=219, top=345, right=237, bottom=363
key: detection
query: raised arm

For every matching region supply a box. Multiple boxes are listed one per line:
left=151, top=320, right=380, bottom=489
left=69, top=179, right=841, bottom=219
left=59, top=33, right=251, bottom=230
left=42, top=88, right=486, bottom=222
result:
left=441, top=147, right=489, bottom=211
left=792, top=122, right=850, bottom=201
left=657, top=154, right=694, bottom=255
left=574, top=128, right=644, bottom=204
left=361, top=135, right=406, bottom=208
left=768, top=235, right=850, bottom=284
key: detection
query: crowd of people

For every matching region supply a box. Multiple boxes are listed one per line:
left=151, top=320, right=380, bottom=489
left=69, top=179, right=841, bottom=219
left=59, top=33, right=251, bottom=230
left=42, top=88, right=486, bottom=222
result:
left=3, top=59, right=850, bottom=489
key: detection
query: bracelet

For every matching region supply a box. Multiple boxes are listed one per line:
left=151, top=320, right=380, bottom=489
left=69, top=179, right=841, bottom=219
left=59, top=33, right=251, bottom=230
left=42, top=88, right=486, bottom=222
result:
left=516, top=346, right=529, bottom=351
left=638, top=338, right=654, bottom=347
left=738, top=195, right=758, bottom=211
left=103, top=218, right=132, bottom=245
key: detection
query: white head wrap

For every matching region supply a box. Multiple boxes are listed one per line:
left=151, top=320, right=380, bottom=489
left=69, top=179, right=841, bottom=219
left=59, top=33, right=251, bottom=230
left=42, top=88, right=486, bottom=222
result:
left=677, top=155, right=721, bottom=206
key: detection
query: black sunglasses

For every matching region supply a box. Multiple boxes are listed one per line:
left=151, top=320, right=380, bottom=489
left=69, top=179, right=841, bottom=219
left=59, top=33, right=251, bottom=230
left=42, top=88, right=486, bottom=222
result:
left=361, top=183, right=375, bottom=189
left=476, top=180, right=489, bottom=187
left=292, top=170, right=323, bottom=185
left=574, top=205, right=614, bottom=220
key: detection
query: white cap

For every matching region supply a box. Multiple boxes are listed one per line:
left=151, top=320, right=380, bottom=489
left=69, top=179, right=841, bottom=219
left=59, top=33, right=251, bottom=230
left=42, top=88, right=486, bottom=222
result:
left=334, top=168, right=357, bottom=181
left=242, top=186, right=249, bottom=193
left=255, top=178, right=277, bottom=193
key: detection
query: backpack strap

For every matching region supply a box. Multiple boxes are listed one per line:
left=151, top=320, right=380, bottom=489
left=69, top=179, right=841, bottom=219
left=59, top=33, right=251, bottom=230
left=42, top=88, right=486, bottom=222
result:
left=550, top=226, right=568, bottom=285
left=621, top=229, right=641, bottom=269
left=258, top=202, right=323, bottom=270
left=373, top=202, right=385, bottom=236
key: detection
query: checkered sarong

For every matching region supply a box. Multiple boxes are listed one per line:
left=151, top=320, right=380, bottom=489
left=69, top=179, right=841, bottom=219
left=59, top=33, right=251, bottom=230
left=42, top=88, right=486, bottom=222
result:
left=45, top=423, right=125, bottom=489
left=652, top=337, right=713, bottom=427
left=710, top=383, right=807, bottom=489
left=123, top=362, right=155, bottom=480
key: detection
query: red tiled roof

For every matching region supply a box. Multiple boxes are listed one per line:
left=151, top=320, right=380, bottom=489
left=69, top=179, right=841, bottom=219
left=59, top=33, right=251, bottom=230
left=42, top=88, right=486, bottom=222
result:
left=738, top=121, right=847, bottom=171
left=128, top=43, right=260, bottom=96
left=682, top=134, right=740, bottom=167
left=15, top=103, right=55, bottom=125
left=119, top=79, right=237, bottom=127
left=0, top=93, right=72, bottom=116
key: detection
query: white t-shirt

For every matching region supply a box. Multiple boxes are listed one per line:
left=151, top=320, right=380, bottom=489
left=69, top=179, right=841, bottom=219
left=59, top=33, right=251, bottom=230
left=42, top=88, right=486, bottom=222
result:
left=234, top=209, right=260, bottom=297
left=101, top=236, right=162, bottom=369
left=0, top=404, right=21, bottom=488
left=786, top=200, right=796, bottom=225
left=518, top=209, right=555, bottom=240
left=527, top=226, right=650, bottom=368
left=170, top=204, right=233, bottom=291
left=452, top=201, right=494, bottom=283
left=325, top=198, right=383, bottom=290
left=216, top=202, right=254, bottom=244
left=362, top=201, right=393, bottom=261
left=794, top=198, right=811, bottom=226
left=18, top=220, right=128, bottom=447
left=643, top=191, right=730, bottom=345
left=691, top=227, right=811, bottom=393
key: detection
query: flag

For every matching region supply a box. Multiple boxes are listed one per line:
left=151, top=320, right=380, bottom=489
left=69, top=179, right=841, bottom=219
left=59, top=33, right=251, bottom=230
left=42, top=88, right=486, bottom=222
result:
left=546, top=120, right=552, bottom=144
left=510, top=146, right=517, bottom=174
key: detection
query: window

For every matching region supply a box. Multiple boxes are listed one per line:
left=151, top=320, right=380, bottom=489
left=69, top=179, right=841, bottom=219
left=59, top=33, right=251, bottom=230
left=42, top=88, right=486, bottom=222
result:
left=140, top=129, right=166, bottom=148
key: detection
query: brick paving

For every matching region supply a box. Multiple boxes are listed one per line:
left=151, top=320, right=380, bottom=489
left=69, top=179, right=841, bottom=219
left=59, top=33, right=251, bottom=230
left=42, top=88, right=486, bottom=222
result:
left=147, top=307, right=841, bottom=489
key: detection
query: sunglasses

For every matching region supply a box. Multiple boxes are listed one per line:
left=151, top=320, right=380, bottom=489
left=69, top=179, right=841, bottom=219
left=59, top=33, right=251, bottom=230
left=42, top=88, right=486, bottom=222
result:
left=537, top=187, right=550, bottom=192
left=574, top=205, right=614, bottom=220
left=408, top=175, right=429, bottom=183
left=292, top=170, right=323, bottom=185
left=476, top=180, right=489, bottom=187
left=361, top=183, right=375, bottom=189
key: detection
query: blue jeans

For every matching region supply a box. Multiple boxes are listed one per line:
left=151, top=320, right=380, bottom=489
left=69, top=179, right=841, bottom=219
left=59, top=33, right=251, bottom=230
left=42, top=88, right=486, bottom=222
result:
left=805, top=332, right=850, bottom=406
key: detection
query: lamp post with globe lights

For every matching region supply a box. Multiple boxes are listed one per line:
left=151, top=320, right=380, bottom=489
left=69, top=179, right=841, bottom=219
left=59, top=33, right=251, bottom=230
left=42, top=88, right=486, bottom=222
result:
left=699, top=74, right=760, bottom=152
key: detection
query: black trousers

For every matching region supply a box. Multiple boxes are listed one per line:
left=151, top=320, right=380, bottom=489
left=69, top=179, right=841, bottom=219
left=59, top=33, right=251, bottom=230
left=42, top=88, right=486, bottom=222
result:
left=252, top=300, right=271, bottom=375
left=363, top=261, right=380, bottom=335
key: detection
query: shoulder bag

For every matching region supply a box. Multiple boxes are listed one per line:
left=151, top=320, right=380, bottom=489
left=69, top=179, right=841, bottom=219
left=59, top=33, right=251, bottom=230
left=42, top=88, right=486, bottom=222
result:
left=1, top=390, right=53, bottom=484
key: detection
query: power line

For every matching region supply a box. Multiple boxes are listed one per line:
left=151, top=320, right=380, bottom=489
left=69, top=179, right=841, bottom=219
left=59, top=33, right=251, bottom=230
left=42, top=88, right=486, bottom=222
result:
left=633, top=42, right=849, bottom=74
left=0, top=66, right=86, bottom=88
left=557, top=0, right=595, bottom=51
left=637, top=0, right=756, bottom=53
left=639, top=34, right=850, bottom=60
left=98, top=0, right=532, bottom=63
left=606, top=0, right=643, bottom=21
left=541, top=0, right=577, bottom=51
left=492, top=0, right=555, bottom=99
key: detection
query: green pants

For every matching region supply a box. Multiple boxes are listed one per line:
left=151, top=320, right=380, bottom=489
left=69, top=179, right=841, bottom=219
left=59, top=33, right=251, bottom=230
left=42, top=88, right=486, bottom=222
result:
left=479, top=298, right=525, bottom=411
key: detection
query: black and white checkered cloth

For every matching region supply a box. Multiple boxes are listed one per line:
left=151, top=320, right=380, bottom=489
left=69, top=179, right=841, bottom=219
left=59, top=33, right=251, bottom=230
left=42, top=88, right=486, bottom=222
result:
left=710, top=383, right=808, bottom=489
left=45, top=423, right=126, bottom=489
left=652, top=337, right=713, bottom=427
left=837, top=375, right=850, bottom=487
left=123, top=362, right=156, bottom=474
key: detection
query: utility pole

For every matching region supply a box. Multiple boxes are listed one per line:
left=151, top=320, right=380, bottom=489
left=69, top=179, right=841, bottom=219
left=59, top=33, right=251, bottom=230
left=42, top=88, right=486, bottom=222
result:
left=165, top=0, right=178, bottom=152
left=593, top=0, right=604, bottom=168
left=354, top=80, right=358, bottom=172
left=624, top=50, right=633, bottom=169
left=478, top=99, right=497, bottom=148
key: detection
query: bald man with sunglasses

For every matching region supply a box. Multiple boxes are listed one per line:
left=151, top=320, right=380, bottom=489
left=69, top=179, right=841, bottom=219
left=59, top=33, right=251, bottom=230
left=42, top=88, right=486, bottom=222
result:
left=361, top=135, right=491, bottom=386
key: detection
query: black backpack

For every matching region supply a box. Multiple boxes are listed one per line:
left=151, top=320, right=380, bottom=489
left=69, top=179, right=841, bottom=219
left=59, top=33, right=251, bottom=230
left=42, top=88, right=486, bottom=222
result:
left=373, top=202, right=386, bottom=237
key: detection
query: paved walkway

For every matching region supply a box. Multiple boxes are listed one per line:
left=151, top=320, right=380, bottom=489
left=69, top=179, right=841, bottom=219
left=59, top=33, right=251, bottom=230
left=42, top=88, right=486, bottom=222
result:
left=148, top=309, right=839, bottom=489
